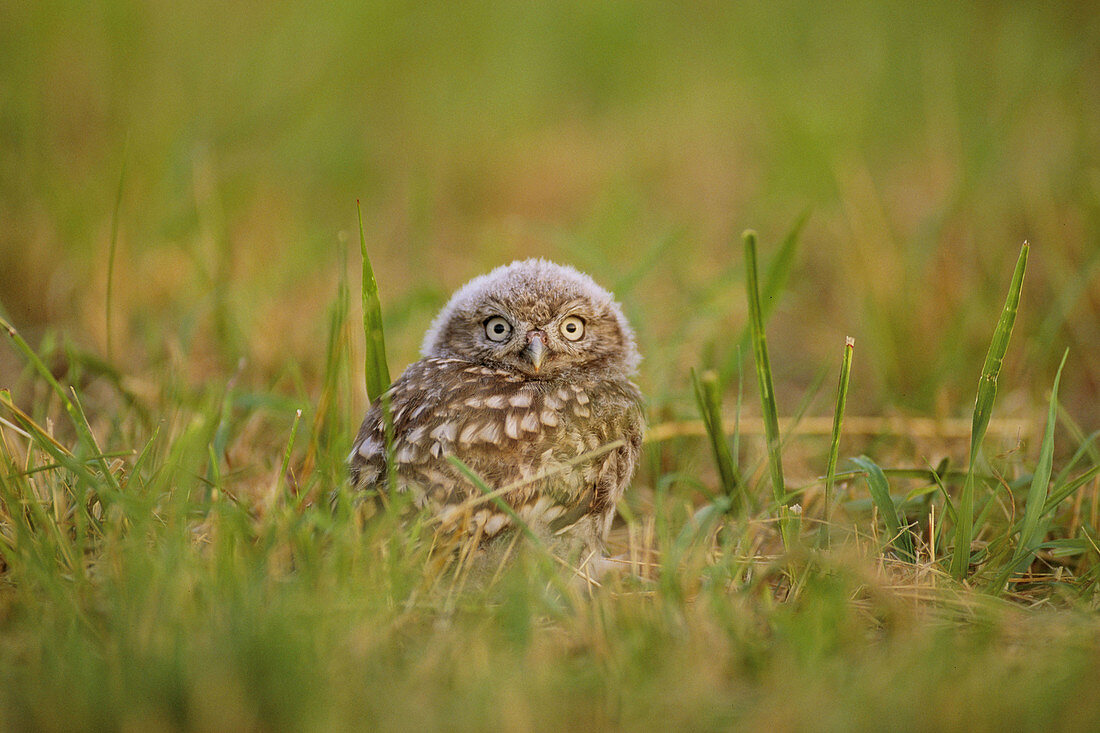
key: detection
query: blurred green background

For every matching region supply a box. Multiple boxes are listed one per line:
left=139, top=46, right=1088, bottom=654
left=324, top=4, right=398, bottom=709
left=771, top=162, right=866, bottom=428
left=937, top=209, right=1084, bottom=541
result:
left=2, top=0, right=1098, bottom=430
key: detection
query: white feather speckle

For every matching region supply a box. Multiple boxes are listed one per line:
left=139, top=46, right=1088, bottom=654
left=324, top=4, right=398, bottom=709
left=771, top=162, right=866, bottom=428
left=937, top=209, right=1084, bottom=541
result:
left=520, top=411, right=540, bottom=433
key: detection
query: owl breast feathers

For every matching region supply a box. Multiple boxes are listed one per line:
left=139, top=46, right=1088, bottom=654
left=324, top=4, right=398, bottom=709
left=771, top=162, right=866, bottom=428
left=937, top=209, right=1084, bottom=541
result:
left=347, top=259, right=644, bottom=554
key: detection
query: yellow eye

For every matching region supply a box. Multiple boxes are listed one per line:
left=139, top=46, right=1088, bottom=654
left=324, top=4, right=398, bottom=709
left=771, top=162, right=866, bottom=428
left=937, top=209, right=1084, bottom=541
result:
left=484, top=316, right=513, bottom=342
left=559, top=316, right=585, bottom=341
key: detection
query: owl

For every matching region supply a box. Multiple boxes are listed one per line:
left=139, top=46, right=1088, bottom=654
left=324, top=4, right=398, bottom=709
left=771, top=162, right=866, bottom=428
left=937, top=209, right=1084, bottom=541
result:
left=347, top=259, right=644, bottom=568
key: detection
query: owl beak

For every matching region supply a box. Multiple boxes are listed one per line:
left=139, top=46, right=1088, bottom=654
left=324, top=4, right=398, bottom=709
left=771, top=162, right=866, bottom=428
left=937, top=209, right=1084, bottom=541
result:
left=524, top=330, right=547, bottom=372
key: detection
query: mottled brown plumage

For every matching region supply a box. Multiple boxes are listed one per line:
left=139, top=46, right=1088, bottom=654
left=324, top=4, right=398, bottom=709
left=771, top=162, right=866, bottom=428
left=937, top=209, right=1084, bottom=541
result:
left=347, top=259, right=644, bottom=560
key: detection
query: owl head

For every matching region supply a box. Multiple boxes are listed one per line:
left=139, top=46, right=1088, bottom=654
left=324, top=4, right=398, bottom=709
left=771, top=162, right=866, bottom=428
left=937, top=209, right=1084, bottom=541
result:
left=421, top=259, right=641, bottom=379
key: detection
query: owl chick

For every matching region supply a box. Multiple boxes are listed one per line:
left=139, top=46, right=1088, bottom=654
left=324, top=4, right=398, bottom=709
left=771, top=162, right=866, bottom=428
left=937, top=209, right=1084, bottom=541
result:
left=347, top=259, right=644, bottom=564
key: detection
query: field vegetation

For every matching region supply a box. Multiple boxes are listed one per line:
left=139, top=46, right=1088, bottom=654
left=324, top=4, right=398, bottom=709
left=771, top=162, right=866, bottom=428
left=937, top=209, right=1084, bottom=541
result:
left=2, top=2, right=1100, bottom=730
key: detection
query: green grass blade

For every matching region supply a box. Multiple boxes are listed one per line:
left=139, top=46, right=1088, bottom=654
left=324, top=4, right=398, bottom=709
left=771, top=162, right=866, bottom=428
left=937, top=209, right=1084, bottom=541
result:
left=67, top=387, right=124, bottom=498
left=446, top=456, right=543, bottom=548
left=690, top=369, right=746, bottom=511
left=926, top=461, right=957, bottom=558
left=1, top=318, right=83, bottom=433
left=1050, top=430, right=1099, bottom=494
left=743, top=230, right=791, bottom=546
left=1053, top=409, right=1100, bottom=469
left=821, top=336, right=855, bottom=548
left=950, top=241, right=1028, bottom=580
left=986, top=350, right=1069, bottom=592
left=851, top=455, right=915, bottom=563
left=306, top=245, right=352, bottom=476
left=280, top=408, right=303, bottom=507
left=982, top=462, right=1100, bottom=549
left=970, top=242, right=1029, bottom=460
left=756, top=210, right=808, bottom=316
left=0, top=397, right=106, bottom=534
left=720, top=212, right=808, bottom=385
left=358, top=200, right=391, bottom=402
left=1012, top=350, right=1067, bottom=567
left=444, top=457, right=581, bottom=593
left=129, top=423, right=162, bottom=480
left=0, top=318, right=121, bottom=507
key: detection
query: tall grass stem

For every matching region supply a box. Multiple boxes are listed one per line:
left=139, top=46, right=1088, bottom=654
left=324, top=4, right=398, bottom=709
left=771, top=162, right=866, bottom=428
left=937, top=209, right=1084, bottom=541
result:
left=950, top=242, right=1028, bottom=580
left=743, top=230, right=791, bottom=546
left=822, top=336, right=855, bottom=547
left=691, top=369, right=746, bottom=511
left=989, top=349, right=1068, bottom=591
left=721, top=212, right=808, bottom=385
left=358, top=200, right=391, bottom=402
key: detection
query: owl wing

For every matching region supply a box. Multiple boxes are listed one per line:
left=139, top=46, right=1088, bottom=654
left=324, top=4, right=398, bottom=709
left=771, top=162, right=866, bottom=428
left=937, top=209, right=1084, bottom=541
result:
left=347, top=357, right=643, bottom=543
left=538, top=379, right=642, bottom=537
left=348, top=357, right=486, bottom=503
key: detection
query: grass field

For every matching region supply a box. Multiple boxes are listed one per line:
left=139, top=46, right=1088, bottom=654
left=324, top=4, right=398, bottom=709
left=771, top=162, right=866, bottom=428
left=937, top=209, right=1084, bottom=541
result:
left=3, top=2, right=1100, bottom=730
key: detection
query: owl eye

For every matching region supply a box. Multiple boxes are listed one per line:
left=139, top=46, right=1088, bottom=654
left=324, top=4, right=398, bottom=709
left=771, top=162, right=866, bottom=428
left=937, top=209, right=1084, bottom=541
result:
left=484, top=316, right=513, bottom=342
left=559, top=315, right=585, bottom=341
